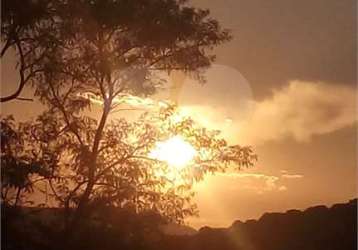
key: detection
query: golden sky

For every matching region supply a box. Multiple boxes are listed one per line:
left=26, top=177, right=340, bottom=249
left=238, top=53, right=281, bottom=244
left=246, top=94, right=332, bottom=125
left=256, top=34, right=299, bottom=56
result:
left=1, top=0, right=356, bottom=229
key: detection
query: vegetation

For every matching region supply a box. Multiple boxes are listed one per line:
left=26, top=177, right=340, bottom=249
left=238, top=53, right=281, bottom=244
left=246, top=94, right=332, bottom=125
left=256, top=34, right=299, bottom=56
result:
left=2, top=198, right=356, bottom=250
left=1, top=0, right=256, bottom=248
left=161, top=199, right=357, bottom=250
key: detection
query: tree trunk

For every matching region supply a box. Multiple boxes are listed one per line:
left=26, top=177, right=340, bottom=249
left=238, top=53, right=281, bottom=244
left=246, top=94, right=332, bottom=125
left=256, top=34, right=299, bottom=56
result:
left=63, top=99, right=111, bottom=244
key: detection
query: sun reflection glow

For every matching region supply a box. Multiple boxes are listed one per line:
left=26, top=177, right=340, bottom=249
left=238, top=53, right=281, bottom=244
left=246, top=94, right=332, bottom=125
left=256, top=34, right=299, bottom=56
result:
left=150, top=136, right=196, bottom=170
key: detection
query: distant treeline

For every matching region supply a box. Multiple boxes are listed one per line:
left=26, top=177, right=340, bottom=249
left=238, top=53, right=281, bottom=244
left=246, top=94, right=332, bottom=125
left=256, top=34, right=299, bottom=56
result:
left=2, top=199, right=356, bottom=250
left=163, top=199, right=357, bottom=250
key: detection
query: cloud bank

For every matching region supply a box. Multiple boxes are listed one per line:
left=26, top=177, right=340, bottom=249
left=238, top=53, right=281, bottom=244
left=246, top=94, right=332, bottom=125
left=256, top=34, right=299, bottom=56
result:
left=180, top=80, right=356, bottom=145
left=238, top=81, right=356, bottom=144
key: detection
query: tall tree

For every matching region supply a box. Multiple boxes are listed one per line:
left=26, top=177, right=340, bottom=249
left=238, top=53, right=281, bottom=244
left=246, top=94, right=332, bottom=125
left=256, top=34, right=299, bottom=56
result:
left=1, top=0, right=256, bottom=243
left=32, top=0, right=233, bottom=229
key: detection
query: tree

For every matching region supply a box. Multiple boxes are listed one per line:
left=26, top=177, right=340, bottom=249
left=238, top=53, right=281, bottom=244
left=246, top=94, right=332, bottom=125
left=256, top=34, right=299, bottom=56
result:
left=1, top=0, right=256, bottom=244
left=0, top=116, right=54, bottom=206
left=1, top=0, right=58, bottom=102
left=1, top=105, right=256, bottom=240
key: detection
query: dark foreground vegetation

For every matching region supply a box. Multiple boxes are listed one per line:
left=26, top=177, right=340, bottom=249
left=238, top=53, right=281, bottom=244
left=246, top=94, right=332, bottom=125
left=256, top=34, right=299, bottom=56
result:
left=2, top=199, right=356, bottom=250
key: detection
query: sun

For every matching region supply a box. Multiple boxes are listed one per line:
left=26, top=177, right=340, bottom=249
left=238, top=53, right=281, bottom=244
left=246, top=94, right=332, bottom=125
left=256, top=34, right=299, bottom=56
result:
left=150, top=136, right=196, bottom=170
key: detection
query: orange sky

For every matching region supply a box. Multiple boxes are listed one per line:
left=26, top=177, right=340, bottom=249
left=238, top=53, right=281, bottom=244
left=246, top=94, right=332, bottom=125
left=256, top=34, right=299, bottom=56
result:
left=1, top=0, right=356, bottom=229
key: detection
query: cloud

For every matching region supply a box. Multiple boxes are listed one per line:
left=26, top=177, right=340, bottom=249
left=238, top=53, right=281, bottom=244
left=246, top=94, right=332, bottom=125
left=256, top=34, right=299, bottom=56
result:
left=88, top=78, right=354, bottom=147
left=112, top=78, right=355, bottom=147
left=182, top=81, right=357, bottom=145
left=215, top=173, right=282, bottom=194
left=196, top=171, right=305, bottom=195
left=281, top=174, right=304, bottom=179
left=278, top=186, right=288, bottom=191
left=172, top=72, right=356, bottom=145
left=192, top=0, right=355, bottom=98
left=237, top=81, right=356, bottom=145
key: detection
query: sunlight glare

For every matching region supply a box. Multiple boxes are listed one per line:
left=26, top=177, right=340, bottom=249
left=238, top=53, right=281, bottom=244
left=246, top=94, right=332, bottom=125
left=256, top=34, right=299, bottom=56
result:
left=150, top=136, right=196, bottom=170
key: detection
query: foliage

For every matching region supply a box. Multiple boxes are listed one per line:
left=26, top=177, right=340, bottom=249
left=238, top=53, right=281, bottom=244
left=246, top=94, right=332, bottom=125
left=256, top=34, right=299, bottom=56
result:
left=1, top=0, right=60, bottom=101
left=0, top=116, right=55, bottom=206
left=1, top=0, right=231, bottom=102
left=1, top=104, right=256, bottom=222
left=0, top=0, right=256, bottom=244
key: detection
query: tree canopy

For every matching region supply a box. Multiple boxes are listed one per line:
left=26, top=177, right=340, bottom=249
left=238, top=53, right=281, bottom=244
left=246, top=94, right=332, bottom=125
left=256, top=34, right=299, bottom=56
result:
left=1, top=0, right=256, bottom=245
left=1, top=0, right=231, bottom=102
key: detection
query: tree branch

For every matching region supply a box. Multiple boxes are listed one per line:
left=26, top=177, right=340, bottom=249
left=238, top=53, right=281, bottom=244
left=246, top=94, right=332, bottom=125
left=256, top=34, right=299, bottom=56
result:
left=0, top=38, right=27, bottom=102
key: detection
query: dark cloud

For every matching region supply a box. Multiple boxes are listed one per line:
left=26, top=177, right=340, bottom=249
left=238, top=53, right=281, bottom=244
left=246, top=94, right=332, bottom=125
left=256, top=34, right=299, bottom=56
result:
left=194, top=0, right=356, bottom=98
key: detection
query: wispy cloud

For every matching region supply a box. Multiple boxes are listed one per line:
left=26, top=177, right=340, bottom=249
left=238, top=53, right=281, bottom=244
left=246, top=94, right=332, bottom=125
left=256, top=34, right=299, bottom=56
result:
left=199, top=171, right=304, bottom=195
left=215, top=173, right=282, bottom=194
left=281, top=174, right=304, bottom=179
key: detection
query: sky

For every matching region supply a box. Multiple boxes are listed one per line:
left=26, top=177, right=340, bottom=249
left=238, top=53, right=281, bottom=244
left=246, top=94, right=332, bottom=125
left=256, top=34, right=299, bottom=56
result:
left=1, top=0, right=357, bottom=229
left=186, top=0, right=357, bottom=228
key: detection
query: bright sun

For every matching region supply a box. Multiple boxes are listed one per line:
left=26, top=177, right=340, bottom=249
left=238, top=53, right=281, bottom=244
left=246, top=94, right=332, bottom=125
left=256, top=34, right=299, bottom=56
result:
left=150, top=136, right=196, bottom=170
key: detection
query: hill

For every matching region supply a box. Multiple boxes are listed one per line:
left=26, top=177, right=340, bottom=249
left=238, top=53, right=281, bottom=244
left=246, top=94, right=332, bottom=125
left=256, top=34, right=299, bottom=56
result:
left=159, top=199, right=357, bottom=250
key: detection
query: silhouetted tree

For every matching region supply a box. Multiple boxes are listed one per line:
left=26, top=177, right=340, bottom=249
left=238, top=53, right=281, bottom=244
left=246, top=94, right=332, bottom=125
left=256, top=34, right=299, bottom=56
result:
left=1, top=0, right=59, bottom=102
left=1, top=116, right=54, bottom=206
left=1, top=0, right=256, bottom=246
